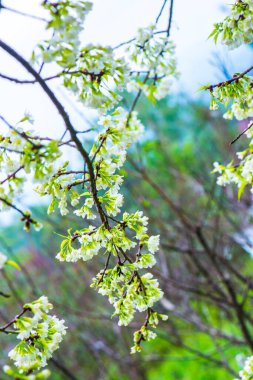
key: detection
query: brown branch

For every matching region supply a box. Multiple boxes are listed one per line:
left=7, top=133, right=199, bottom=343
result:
left=0, top=146, right=23, bottom=154
left=0, top=72, right=36, bottom=84
left=50, top=358, right=80, bottom=380
left=179, top=342, right=238, bottom=377
left=128, top=157, right=193, bottom=229
left=0, top=70, right=110, bottom=86
left=167, top=0, right=174, bottom=36
left=0, top=197, right=37, bottom=228
left=0, top=197, right=27, bottom=217
left=225, top=277, right=253, bottom=351
left=1, top=166, right=24, bottom=185
left=98, top=252, right=112, bottom=284
left=0, top=308, right=28, bottom=333
left=156, top=0, right=168, bottom=24
left=0, top=290, right=10, bottom=298
left=195, top=227, right=253, bottom=351
left=231, top=121, right=253, bottom=145
left=208, top=65, right=253, bottom=91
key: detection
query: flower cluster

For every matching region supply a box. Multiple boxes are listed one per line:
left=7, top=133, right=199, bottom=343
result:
left=56, top=211, right=159, bottom=264
left=57, top=207, right=164, bottom=346
left=36, top=108, right=144, bottom=219
left=35, top=161, right=85, bottom=217
left=126, top=24, right=177, bottom=101
left=0, top=128, right=60, bottom=178
left=35, top=0, right=93, bottom=68
left=213, top=124, right=253, bottom=196
left=205, top=2, right=253, bottom=121
left=236, top=355, right=253, bottom=380
left=62, top=46, right=130, bottom=112
left=7, top=297, right=67, bottom=374
left=0, top=119, right=60, bottom=230
left=92, top=269, right=163, bottom=326
left=131, top=310, right=168, bottom=354
left=0, top=121, right=60, bottom=197
left=35, top=6, right=177, bottom=112
left=207, top=75, right=253, bottom=120
left=206, top=1, right=253, bottom=201
left=91, top=107, right=144, bottom=212
left=35, top=1, right=130, bottom=112
left=210, top=0, right=253, bottom=49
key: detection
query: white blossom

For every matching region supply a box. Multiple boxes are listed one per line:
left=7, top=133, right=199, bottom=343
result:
left=8, top=297, right=67, bottom=372
left=0, top=252, right=7, bottom=269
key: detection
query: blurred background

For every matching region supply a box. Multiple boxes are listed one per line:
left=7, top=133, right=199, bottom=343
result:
left=1, top=1, right=253, bottom=379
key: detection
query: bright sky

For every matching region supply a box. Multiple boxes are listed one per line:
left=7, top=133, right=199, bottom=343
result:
left=0, top=0, right=252, bottom=222
left=0, top=0, right=251, bottom=133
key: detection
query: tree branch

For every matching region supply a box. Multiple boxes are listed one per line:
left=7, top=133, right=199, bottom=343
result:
left=0, top=39, right=107, bottom=225
left=208, top=65, right=253, bottom=91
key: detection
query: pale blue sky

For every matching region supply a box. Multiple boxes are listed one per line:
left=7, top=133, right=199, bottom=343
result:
left=0, top=0, right=251, bottom=134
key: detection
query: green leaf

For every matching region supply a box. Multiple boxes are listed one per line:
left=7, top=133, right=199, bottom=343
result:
left=238, top=182, right=247, bottom=200
left=6, top=260, right=21, bottom=271
left=198, top=84, right=209, bottom=92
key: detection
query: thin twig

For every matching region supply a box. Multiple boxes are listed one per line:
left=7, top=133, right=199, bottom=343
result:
left=0, top=307, right=28, bottom=332
left=0, top=196, right=35, bottom=225
left=167, top=0, right=174, bottom=36
left=1, top=166, right=24, bottom=185
left=156, top=0, right=168, bottom=24
left=0, top=4, right=47, bottom=22
left=0, top=114, right=37, bottom=147
left=231, top=121, right=253, bottom=145
left=208, top=65, right=253, bottom=91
